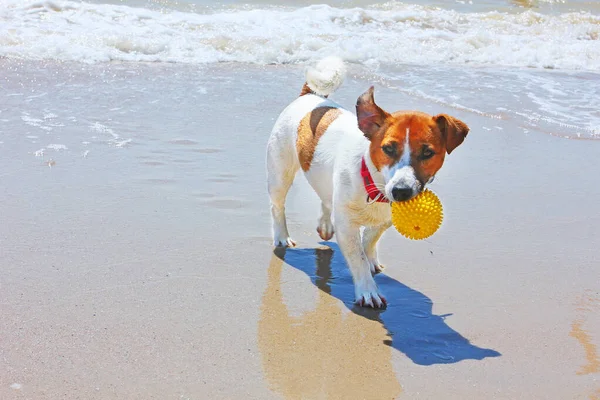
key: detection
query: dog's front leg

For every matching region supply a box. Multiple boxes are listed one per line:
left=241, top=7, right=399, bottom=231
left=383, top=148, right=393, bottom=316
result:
left=362, top=222, right=391, bottom=275
left=335, top=215, right=387, bottom=308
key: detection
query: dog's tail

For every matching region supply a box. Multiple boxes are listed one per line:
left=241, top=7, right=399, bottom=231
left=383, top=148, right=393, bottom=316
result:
left=300, top=56, right=346, bottom=98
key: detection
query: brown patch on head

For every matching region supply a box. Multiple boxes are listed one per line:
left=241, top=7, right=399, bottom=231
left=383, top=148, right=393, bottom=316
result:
left=356, top=86, right=391, bottom=140
left=368, top=128, right=393, bottom=172
left=434, top=114, right=470, bottom=154
left=355, top=87, right=469, bottom=187
left=369, top=112, right=450, bottom=185
left=297, top=107, right=341, bottom=171
left=355, top=87, right=392, bottom=171
left=407, top=113, right=448, bottom=184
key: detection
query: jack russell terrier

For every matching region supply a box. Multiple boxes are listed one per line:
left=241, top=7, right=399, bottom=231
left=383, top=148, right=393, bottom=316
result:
left=266, top=57, right=469, bottom=308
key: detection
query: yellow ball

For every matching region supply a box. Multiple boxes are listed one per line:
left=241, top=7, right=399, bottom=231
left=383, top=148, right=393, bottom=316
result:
left=391, top=189, right=443, bottom=240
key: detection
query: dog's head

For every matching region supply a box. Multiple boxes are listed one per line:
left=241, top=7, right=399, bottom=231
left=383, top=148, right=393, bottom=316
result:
left=356, top=86, right=469, bottom=202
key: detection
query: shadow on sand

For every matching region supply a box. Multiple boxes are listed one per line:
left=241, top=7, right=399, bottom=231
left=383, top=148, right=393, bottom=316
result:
left=274, top=242, right=501, bottom=366
left=259, top=244, right=403, bottom=398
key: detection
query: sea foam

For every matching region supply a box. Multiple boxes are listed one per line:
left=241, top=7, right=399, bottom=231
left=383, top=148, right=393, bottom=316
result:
left=0, top=0, right=599, bottom=70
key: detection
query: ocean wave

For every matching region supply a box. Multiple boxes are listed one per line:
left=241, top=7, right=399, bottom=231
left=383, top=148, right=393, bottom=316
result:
left=0, top=0, right=599, bottom=70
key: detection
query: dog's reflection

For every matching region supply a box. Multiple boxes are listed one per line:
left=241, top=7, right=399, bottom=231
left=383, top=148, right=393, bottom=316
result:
left=258, top=247, right=402, bottom=400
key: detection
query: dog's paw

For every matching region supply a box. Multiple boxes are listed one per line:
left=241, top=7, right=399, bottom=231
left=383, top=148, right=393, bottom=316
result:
left=316, top=223, right=334, bottom=241
left=355, top=289, right=387, bottom=308
left=274, top=237, right=296, bottom=248
left=370, top=263, right=385, bottom=275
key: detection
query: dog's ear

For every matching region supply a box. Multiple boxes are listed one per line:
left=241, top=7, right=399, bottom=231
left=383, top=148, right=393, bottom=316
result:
left=434, top=114, right=469, bottom=154
left=356, top=86, right=390, bottom=140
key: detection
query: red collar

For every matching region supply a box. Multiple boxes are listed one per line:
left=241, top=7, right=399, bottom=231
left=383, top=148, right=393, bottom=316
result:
left=361, top=157, right=389, bottom=203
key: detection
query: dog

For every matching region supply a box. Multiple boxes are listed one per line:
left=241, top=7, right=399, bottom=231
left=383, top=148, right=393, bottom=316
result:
left=266, top=57, right=469, bottom=308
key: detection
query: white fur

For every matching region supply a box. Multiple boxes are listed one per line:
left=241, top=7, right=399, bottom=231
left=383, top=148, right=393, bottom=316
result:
left=267, top=59, right=396, bottom=308
left=382, top=128, right=421, bottom=200
left=305, top=56, right=347, bottom=97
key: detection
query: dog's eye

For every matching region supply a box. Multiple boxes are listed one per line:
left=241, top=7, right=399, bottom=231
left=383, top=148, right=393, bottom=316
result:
left=382, top=144, right=397, bottom=158
left=421, top=148, right=435, bottom=160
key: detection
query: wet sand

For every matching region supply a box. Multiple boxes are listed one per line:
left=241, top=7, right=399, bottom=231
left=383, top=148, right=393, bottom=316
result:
left=1, top=60, right=599, bottom=399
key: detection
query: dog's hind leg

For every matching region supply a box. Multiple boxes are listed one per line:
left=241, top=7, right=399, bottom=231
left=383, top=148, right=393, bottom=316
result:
left=316, top=201, right=334, bottom=241
left=304, top=168, right=335, bottom=241
left=362, top=222, right=391, bottom=275
left=267, top=136, right=300, bottom=248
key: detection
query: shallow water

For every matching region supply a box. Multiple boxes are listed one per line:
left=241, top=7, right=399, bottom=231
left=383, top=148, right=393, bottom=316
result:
left=2, top=0, right=598, bottom=138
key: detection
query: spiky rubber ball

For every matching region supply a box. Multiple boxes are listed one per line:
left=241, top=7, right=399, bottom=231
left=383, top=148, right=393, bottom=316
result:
left=391, top=189, right=443, bottom=240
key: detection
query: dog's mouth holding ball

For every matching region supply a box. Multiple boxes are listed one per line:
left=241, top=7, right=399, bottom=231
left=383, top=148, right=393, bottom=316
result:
left=382, top=165, right=437, bottom=204
left=385, top=183, right=424, bottom=204
left=387, top=175, right=435, bottom=204
left=388, top=187, right=421, bottom=203
left=382, top=164, right=424, bottom=203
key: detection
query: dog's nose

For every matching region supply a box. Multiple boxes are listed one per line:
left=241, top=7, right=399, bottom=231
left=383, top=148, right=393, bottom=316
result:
left=391, top=187, right=413, bottom=202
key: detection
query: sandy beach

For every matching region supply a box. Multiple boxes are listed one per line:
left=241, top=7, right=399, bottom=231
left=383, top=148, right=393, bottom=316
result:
left=0, top=58, right=598, bottom=399
left=1, top=0, right=600, bottom=398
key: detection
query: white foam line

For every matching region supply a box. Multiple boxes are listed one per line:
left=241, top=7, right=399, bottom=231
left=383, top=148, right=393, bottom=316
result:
left=47, top=144, right=67, bottom=150
left=89, top=122, right=131, bottom=147
left=0, top=1, right=598, bottom=70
